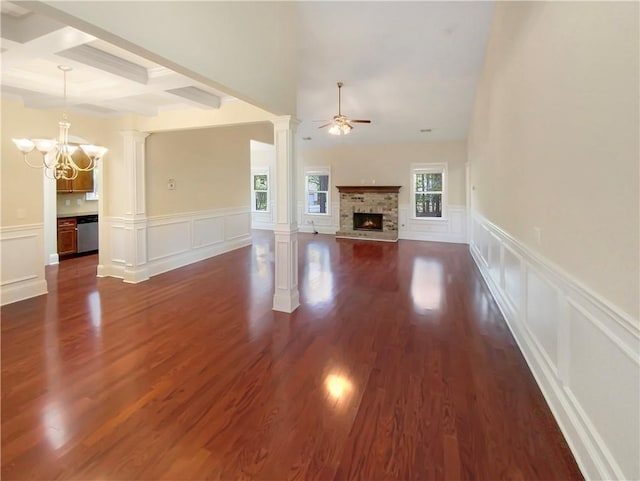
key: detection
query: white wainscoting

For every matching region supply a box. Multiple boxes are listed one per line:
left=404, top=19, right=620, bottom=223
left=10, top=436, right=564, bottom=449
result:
left=469, top=213, right=640, bottom=481
left=101, top=207, right=252, bottom=280
left=251, top=200, right=276, bottom=231
left=146, top=207, right=251, bottom=277
left=1, top=224, right=47, bottom=306
left=297, top=201, right=340, bottom=234
left=398, top=204, right=467, bottom=243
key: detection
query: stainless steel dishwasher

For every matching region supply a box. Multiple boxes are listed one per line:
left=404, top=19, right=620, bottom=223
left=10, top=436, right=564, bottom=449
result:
left=76, top=215, right=99, bottom=253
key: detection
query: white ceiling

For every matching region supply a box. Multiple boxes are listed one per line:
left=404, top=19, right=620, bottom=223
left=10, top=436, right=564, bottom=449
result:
left=1, top=2, right=495, bottom=145
left=296, top=2, right=495, bottom=146
left=0, top=3, right=236, bottom=118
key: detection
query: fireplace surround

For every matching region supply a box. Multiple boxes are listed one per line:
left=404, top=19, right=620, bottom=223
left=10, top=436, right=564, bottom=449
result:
left=336, top=186, right=401, bottom=241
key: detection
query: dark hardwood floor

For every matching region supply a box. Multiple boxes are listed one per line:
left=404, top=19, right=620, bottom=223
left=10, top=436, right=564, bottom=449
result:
left=1, top=231, right=582, bottom=480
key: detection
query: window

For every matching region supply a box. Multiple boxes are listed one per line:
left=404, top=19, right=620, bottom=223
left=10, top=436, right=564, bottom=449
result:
left=251, top=170, right=269, bottom=212
left=411, top=163, right=446, bottom=219
left=305, top=168, right=330, bottom=215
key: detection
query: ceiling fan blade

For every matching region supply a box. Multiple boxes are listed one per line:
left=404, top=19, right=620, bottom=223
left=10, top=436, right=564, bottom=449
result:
left=318, top=122, right=332, bottom=129
left=312, top=119, right=330, bottom=122
left=351, top=120, right=371, bottom=124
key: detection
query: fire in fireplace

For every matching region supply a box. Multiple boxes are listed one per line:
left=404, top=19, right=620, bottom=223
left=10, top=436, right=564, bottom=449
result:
left=353, top=213, right=383, bottom=232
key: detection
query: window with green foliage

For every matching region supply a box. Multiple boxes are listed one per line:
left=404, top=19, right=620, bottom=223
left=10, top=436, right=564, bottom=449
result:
left=411, top=164, right=446, bottom=218
left=305, top=170, right=330, bottom=214
left=252, top=171, right=269, bottom=212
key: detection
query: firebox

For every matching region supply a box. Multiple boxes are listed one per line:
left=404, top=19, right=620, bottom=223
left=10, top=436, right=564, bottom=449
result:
left=353, top=213, right=383, bottom=232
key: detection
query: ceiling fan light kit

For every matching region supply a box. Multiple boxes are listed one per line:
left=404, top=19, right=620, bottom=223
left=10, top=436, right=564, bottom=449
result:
left=320, top=82, right=371, bottom=136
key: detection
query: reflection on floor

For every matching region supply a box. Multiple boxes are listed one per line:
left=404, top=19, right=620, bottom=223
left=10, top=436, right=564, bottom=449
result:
left=1, top=231, right=582, bottom=480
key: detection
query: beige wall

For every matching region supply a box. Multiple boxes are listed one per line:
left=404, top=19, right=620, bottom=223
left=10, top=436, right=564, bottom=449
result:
left=468, top=2, right=639, bottom=319
left=145, top=123, right=273, bottom=216
left=298, top=141, right=467, bottom=206
left=1, top=99, right=115, bottom=226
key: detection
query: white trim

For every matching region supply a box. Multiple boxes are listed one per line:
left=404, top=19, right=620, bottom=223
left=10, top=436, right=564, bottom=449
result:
left=410, top=162, right=448, bottom=220
left=398, top=204, right=466, bottom=244
left=304, top=166, right=331, bottom=216
left=251, top=168, right=270, bottom=213
left=470, top=212, right=639, bottom=481
left=100, top=207, right=252, bottom=280
left=298, top=201, right=340, bottom=234
left=1, top=224, right=48, bottom=305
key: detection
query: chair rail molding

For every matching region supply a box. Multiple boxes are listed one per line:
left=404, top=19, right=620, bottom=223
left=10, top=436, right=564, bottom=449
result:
left=469, top=211, right=639, bottom=481
left=99, top=206, right=252, bottom=280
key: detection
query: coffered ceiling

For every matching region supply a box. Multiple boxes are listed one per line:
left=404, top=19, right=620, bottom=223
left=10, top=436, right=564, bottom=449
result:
left=1, top=2, right=495, bottom=146
left=0, top=2, right=235, bottom=117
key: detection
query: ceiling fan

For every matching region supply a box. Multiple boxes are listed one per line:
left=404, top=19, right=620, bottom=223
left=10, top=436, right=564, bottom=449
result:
left=317, top=82, right=371, bottom=135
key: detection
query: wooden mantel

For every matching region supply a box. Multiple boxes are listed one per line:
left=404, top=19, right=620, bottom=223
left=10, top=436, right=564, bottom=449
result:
left=336, top=185, right=402, bottom=194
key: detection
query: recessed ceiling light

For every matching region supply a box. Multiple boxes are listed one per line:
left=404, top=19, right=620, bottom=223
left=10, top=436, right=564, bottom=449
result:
left=302, top=137, right=312, bottom=141
left=420, top=128, right=432, bottom=133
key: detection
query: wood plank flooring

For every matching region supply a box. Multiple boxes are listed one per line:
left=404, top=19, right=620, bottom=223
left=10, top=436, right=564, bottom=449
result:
left=1, top=232, right=583, bottom=480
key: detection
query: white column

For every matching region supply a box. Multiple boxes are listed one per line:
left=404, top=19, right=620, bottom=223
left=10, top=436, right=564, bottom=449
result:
left=271, top=116, right=300, bottom=312
left=121, top=130, right=150, bottom=283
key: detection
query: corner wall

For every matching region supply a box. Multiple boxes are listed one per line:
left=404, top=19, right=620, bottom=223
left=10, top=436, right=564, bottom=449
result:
left=106, top=122, right=275, bottom=277
left=468, top=3, right=639, bottom=479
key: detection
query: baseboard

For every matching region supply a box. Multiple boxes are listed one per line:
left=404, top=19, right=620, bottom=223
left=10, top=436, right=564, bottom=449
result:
left=298, top=225, right=337, bottom=235
left=470, top=213, right=639, bottom=481
left=251, top=223, right=275, bottom=231
left=0, top=278, right=47, bottom=306
left=398, top=231, right=467, bottom=244
left=147, top=235, right=252, bottom=278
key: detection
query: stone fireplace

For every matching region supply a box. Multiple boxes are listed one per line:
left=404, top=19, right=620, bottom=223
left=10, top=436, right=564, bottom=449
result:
left=336, top=186, right=401, bottom=241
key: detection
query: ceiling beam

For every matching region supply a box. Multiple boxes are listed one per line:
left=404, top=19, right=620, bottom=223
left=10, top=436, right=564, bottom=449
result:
left=57, top=44, right=148, bottom=84
left=165, top=86, right=221, bottom=109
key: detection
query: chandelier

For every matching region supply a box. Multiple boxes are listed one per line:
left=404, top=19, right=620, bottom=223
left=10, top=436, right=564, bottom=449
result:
left=12, top=65, right=107, bottom=180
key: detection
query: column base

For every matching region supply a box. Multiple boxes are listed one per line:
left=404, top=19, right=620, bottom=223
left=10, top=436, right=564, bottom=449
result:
left=123, top=266, right=149, bottom=284
left=273, top=289, right=300, bottom=313
left=272, top=225, right=300, bottom=313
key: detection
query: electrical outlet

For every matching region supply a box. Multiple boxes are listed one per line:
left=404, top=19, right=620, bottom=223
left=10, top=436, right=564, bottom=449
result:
left=65, top=199, right=71, bottom=206
left=76, top=198, right=83, bottom=206
left=16, top=208, right=25, bottom=219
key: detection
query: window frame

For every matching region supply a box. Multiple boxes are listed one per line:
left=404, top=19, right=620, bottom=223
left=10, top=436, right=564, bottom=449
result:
left=304, top=166, right=331, bottom=216
left=410, top=162, right=447, bottom=220
left=251, top=168, right=270, bottom=213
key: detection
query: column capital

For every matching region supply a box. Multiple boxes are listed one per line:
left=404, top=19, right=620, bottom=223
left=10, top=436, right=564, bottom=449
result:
left=270, top=115, right=301, bottom=132
left=120, top=130, right=150, bottom=140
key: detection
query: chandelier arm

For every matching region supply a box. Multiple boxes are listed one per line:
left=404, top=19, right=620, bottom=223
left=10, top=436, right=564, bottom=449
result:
left=43, top=151, right=61, bottom=170
left=21, top=154, right=46, bottom=169
left=66, top=155, right=95, bottom=172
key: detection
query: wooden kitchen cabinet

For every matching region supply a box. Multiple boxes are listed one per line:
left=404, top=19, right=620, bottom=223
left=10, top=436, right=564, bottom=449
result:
left=56, top=150, right=94, bottom=193
left=57, top=218, right=77, bottom=256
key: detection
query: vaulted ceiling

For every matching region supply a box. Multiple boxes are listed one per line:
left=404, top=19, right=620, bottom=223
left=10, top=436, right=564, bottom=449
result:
left=1, top=1, right=495, bottom=146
